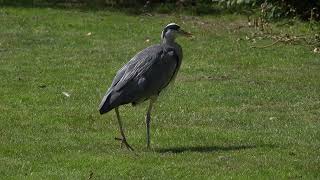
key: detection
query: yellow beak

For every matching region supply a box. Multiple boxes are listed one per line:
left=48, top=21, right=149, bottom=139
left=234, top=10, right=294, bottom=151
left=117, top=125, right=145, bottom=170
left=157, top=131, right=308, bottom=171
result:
left=179, top=29, right=193, bottom=37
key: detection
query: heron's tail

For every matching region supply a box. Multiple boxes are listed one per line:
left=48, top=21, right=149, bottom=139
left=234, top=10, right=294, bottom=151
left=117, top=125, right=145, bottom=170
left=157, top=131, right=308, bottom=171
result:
left=99, top=91, right=115, bottom=114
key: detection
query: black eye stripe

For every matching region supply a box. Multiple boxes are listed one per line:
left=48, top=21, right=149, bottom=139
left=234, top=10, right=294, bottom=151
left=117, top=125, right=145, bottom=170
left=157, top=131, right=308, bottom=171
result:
left=161, top=23, right=180, bottom=38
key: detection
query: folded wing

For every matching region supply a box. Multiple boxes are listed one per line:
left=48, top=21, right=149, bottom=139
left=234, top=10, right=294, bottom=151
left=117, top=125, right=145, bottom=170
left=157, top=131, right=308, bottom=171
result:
left=99, top=45, right=180, bottom=114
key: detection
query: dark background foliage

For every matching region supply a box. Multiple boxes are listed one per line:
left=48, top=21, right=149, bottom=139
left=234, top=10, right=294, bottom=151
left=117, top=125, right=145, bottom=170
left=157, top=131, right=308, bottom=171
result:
left=0, top=0, right=319, bottom=21
left=220, top=0, right=320, bottom=21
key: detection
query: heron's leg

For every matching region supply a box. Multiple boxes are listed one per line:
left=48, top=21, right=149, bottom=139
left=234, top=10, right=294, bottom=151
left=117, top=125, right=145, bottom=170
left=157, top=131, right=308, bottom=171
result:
left=146, top=97, right=157, bottom=149
left=114, top=107, right=134, bottom=151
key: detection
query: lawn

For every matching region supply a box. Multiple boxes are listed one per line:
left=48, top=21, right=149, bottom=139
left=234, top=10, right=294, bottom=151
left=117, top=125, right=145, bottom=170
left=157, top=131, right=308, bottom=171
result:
left=0, top=6, right=319, bottom=179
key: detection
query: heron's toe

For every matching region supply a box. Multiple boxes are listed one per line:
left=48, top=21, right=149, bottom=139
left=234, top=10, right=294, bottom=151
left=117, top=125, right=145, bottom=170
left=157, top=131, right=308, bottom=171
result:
left=114, top=137, right=134, bottom=151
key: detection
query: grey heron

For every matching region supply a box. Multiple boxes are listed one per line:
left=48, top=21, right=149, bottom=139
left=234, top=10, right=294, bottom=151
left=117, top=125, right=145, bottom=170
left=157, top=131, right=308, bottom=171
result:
left=99, top=23, right=192, bottom=150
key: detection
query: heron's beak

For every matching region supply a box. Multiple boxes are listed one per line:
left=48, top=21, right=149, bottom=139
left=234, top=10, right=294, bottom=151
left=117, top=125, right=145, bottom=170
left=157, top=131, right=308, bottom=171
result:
left=179, top=29, right=193, bottom=37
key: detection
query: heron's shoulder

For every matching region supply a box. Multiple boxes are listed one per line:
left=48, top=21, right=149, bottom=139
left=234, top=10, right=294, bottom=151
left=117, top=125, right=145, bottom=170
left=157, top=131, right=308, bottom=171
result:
left=129, top=44, right=162, bottom=60
left=137, top=44, right=177, bottom=54
left=128, top=44, right=178, bottom=65
left=140, top=44, right=163, bottom=54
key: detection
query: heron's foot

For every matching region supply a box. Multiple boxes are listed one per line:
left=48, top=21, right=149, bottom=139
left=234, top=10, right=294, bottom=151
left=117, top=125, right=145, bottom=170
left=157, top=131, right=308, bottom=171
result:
left=114, top=137, right=134, bottom=151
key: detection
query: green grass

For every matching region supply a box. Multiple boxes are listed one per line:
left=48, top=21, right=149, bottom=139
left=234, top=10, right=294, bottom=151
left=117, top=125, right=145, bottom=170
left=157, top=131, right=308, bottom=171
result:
left=1, top=7, right=320, bottom=179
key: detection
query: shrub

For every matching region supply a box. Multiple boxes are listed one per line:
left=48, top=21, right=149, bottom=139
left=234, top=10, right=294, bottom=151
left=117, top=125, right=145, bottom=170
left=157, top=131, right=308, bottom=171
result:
left=219, top=0, right=320, bottom=21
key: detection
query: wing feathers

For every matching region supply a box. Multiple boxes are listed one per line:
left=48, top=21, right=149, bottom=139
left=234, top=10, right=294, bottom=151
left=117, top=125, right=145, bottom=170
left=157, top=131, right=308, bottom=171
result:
left=99, top=44, right=181, bottom=113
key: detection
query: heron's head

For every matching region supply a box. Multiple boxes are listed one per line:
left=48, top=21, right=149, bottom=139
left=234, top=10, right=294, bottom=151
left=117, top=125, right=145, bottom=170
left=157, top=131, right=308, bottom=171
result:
left=161, top=23, right=192, bottom=41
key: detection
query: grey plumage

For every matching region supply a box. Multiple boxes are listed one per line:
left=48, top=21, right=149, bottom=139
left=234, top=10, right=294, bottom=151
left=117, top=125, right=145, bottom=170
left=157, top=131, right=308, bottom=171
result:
left=99, top=44, right=182, bottom=114
left=98, top=23, right=191, bottom=150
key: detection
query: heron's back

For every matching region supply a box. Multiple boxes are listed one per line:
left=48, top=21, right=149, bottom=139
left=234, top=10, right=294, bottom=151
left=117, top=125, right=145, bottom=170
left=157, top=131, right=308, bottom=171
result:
left=99, top=43, right=182, bottom=114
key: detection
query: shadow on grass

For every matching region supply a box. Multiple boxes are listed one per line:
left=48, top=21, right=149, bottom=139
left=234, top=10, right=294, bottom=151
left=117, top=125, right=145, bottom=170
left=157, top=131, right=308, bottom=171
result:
left=156, top=144, right=275, bottom=154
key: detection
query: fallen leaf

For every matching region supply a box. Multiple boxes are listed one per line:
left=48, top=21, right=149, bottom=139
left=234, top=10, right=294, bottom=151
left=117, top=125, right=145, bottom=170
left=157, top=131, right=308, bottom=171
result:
left=86, top=32, right=92, bottom=36
left=269, top=117, right=276, bottom=120
left=62, top=92, right=70, bottom=97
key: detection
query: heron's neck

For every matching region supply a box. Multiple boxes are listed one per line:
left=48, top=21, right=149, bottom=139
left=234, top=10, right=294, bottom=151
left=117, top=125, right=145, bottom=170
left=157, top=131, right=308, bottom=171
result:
left=162, top=37, right=176, bottom=45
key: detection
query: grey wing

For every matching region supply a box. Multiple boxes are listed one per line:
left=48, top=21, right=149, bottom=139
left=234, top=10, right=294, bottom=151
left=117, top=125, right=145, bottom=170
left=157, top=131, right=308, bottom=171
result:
left=113, top=48, right=162, bottom=91
left=113, top=46, right=181, bottom=100
left=114, top=45, right=179, bottom=95
left=99, top=45, right=180, bottom=113
left=99, top=45, right=163, bottom=111
left=122, top=48, right=180, bottom=106
left=142, top=50, right=180, bottom=94
left=104, top=45, right=161, bottom=92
